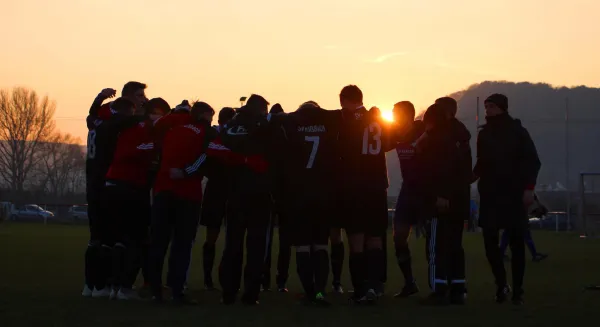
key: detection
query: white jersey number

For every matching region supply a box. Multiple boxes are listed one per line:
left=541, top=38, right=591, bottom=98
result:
left=87, top=130, right=97, bottom=159
left=305, top=135, right=320, bottom=169
left=362, top=122, right=382, bottom=155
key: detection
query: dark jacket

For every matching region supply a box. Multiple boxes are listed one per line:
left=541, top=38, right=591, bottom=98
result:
left=219, top=107, right=272, bottom=196
left=416, top=121, right=472, bottom=219
left=474, top=113, right=541, bottom=228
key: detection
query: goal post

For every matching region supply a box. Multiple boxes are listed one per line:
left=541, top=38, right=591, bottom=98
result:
left=578, top=172, right=600, bottom=238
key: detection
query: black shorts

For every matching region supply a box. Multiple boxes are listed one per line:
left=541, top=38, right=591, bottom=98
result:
left=336, top=189, right=388, bottom=237
left=288, top=190, right=331, bottom=246
left=104, top=182, right=150, bottom=246
left=200, top=181, right=228, bottom=229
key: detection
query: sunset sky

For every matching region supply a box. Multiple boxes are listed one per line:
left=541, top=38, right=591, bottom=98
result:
left=1, top=0, right=599, bottom=142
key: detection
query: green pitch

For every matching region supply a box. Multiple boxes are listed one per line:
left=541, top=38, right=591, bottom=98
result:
left=0, top=223, right=598, bottom=327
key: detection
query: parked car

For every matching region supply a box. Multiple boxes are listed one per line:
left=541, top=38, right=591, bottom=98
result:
left=10, top=204, right=54, bottom=221
left=68, top=205, right=88, bottom=220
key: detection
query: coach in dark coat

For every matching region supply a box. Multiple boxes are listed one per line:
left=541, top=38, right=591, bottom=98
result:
left=473, top=93, right=541, bottom=305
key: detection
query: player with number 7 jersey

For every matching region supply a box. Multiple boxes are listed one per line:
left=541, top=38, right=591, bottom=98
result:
left=275, top=101, right=342, bottom=305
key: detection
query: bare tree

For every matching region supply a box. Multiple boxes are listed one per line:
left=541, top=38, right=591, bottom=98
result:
left=37, top=132, right=85, bottom=196
left=0, top=87, right=56, bottom=192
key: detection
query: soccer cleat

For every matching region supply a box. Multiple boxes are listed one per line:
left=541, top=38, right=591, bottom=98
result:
left=511, top=288, right=524, bottom=305
left=394, top=282, right=419, bottom=298
left=205, top=283, right=216, bottom=291
left=117, top=288, right=141, bottom=300
left=366, top=289, right=378, bottom=304
left=348, top=294, right=367, bottom=305
left=261, top=284, right=271, bottom=292
left=512, top=293, right=524, bottom=305
left=332, top=283, right=344, bottom=295
left=495, top=285, right=511, bottom=303
left=92, top=287, right=111, bottom=298
left=532, top=253, right=548, bottom=262
left=82, top=285, right=93, bottom=297
left=277, top=285, right=289, bottom=293
left=313, top=292, right=331, bottom=307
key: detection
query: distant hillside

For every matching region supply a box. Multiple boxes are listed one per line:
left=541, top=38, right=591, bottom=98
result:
left=386, top=81, right=600, bottom=196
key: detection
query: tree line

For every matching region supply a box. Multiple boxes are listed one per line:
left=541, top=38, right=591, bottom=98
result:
left=0, top=87, right=85, bottom=205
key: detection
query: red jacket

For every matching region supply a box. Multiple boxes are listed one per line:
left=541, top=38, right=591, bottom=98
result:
left=153, top=122, right=208, bottom=201
left=98, top=102, right=115, bottom=120
left=105, top=121, right=154, bottom=187
left=152, top=112, right=191, bottom=152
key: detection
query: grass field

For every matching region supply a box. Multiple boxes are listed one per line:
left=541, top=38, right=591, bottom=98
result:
left=0, top=223, right=599, bottom=327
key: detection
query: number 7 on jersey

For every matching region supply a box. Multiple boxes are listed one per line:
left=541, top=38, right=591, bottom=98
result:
left=305, top=135, right=320, bottom=169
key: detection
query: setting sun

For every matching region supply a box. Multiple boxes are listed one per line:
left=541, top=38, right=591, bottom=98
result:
left=381, top=110, right=394, bottom=122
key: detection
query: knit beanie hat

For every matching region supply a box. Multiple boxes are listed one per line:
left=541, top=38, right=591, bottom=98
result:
left=484, top=94, right=508, bottom=111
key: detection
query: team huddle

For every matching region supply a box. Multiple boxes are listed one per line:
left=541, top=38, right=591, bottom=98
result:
left=82, top=82, right=541, bottom=307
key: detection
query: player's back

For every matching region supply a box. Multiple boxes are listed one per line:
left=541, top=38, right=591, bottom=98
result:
left=281, top=107, right=341, bottom=189
left=338, top=107, right=390, bottom=191
left=86, top=120, right=120, bottom=191
left=86, top=116, right=140, bottom=191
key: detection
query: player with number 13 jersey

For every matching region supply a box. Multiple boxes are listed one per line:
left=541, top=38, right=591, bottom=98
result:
left=334, top=85, right=396, bottom=304
left=336, top=99, right=394, bottom=237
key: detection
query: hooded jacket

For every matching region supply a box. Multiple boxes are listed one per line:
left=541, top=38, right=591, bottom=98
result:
left=474, top=113, right=541, bottom=228
left=217, top=105, right=273, bottom=196
left=416, top=119, right=472, bottom=214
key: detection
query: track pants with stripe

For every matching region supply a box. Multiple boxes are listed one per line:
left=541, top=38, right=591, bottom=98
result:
left=219, top=193, right=272, bottom=302
left=426, top=215, right=466, bottom=294
left=148, top=191, right=201, bottom=298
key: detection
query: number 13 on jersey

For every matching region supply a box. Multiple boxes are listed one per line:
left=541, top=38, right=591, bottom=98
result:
left=362, top=122, right=382, bottom=155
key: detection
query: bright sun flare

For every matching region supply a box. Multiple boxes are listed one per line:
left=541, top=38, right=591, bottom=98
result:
left=381, top=110, right=394, bottom=122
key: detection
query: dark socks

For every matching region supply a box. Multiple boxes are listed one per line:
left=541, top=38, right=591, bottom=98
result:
left=312, top=249, right=329, bottom=294
left=366, top=248, right=384, bottom=290
left=349, top=252, right=366, bottom=297
left=296, top=251, right=315, bottom=297
left=111, top=244, right=127, bottom=289
left=203, top=243, right=216, bottom=284
left=140, top=243, right=150, bottom=285
left=330, top=243, right=344, bottom=284
left=84, top=244, right=98, bottom=289
left=97, top=244, right=112, bottom=290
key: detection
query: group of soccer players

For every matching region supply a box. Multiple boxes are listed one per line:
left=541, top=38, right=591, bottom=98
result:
left=82, top=81, right=541, bottom=307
